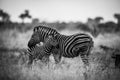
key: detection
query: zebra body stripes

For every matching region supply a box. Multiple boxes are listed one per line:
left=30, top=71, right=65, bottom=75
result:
left=28, top=25, right=59, bottom=49
left=27, top=35, right=59, bottom=65
left=48, top=33, right=94, bottom=65
left=28, top=25, right=94, bottom=65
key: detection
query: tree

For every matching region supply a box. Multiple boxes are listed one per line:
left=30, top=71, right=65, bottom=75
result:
left=94, top=16, right=103, bottom=23
left=19, top=10, right=32, bottom=24
left=86, top=17, right=104, bottom=37
left=0, top=9, right=10, bottom=23
left=114, top=13, right=120, bottom=31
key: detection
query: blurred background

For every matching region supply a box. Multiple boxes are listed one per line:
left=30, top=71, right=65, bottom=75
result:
left=0, top=0, right=120, bottom=80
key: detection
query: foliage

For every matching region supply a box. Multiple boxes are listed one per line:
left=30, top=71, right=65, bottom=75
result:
left=0, top=9, right=10, bottom=22
left=0, top=26, right=120, bottom=80
left=19, top=10, right=32, bottom=24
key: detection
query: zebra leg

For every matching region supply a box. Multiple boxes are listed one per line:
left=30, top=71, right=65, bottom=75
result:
left=26, top=55, right=34, bottom=69
left=41, top=55, right=50, bottom=64
left=28, top=55, right=34, bottom=65
left=51, top=47, right=61, bottom=64
left=53, top=52, right=63, bottom=69
left=41, top=55, right=50, bottom=68
left=53, top=50, right=62, bottom=64
left=80, top=54, right=89, bottom=66
left=53, top=53, right=61, bottom=64
left=82, top=44, right=93, bottom=66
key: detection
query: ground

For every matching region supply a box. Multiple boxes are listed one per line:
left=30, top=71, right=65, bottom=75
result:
left=0, top=28, right=120, bottom=80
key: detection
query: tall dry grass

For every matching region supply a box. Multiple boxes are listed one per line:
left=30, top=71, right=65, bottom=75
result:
left=0, top=28, right=120, bottom=80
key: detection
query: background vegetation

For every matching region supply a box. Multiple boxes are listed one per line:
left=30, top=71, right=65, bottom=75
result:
left=0, top=9, right=120, bottom=80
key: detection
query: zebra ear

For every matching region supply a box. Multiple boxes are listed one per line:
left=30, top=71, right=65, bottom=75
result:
left=33, top=26, right=39, bottom=32
left=33, top=28, right=36, bottom=32
left=33, top=27, right=37, bottom=32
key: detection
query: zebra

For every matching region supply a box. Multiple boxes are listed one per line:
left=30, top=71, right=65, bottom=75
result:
left=28, top=24, right=59, bottom=49
left=43, top=33, right=94, bottom=66
left=26, top=35, right=59, bottom=65
left=28, top=25, right=93, bottom=65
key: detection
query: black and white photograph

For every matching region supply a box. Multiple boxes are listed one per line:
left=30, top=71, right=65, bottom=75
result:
left=0, top=0, right=120, bottom=80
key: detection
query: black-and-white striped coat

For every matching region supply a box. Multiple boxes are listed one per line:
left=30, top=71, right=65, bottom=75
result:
left=28, top=24, right=59, bottom=49
left=50, top=33, right=94, bottom=65
left=28, top=25, right=93, bottom=65
left=27, top=35, right=59, bottom=65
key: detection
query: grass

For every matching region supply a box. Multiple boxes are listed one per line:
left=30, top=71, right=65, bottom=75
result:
left=0, top=46, right=120, bottom=80
left=0, top=25, right=120, bottom=80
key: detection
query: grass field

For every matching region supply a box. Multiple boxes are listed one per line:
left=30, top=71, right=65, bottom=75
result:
left=0, top=26, right=120, bottom=80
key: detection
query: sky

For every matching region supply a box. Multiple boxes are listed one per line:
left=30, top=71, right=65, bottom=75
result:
left=0, top=0, right=120, bottom=22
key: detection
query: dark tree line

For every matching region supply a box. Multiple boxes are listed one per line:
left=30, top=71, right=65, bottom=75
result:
left=76, top=13, right=120, bottom=37
left=19, top=10, right=32, bottom=24
left=0, top=9, right=32, bottom=24
left=0, top=9, right=10, bottom=23
left=0, top=8, right=120, bottom=36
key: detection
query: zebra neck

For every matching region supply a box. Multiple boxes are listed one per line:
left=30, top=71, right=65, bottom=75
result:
left=37, top=32, right=44, bottom=42
left=56, top=34, right=67, bottom=42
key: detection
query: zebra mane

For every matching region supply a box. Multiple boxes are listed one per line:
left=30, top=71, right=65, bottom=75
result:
left=33, top=23, right=57, bottom=32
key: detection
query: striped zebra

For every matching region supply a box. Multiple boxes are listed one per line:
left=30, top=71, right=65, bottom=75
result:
left=28, top=25, right=93, bottom=65
left=28, top=24, right=59, bottom=49
left=49, top=33, right=94, bottom=65
left=27, top=35, right=59, bottom=65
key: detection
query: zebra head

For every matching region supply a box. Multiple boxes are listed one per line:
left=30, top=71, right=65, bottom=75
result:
left=28, top=29, right=41, bottom=49
left=28, top=25, right=58, bottom=49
